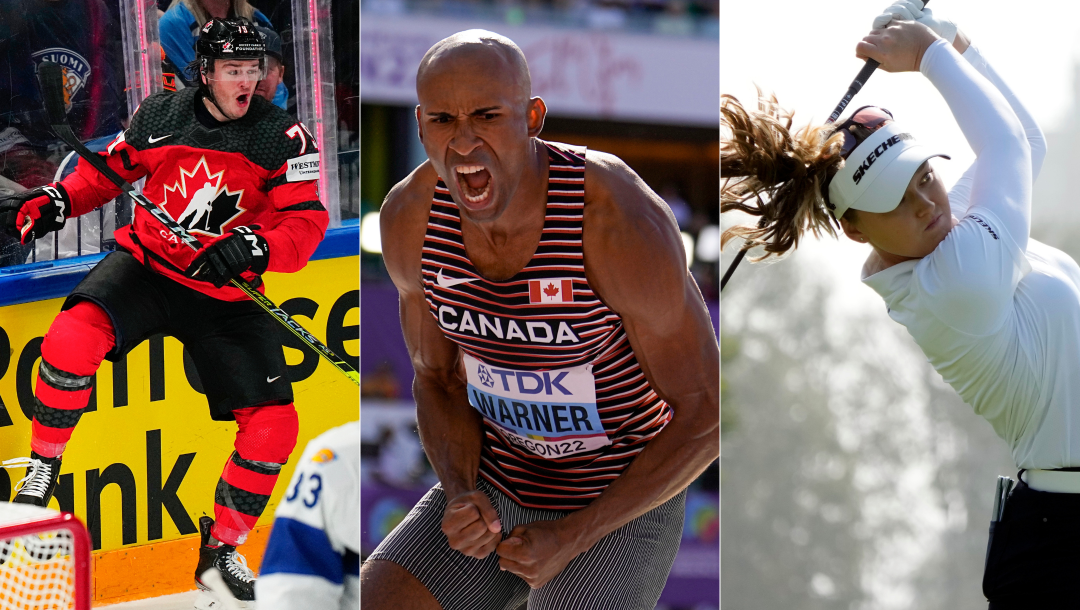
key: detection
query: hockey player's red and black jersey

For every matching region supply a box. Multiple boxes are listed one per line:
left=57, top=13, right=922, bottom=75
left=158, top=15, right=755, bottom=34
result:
left=57, top=87, right=327, bottom=301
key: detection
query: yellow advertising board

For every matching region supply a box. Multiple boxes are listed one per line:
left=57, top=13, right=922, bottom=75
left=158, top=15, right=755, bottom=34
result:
left=0, top=254, right=358, bottom=600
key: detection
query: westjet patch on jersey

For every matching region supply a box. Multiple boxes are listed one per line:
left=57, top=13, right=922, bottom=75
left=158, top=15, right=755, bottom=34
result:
left=32, top=48, right=91, bottom=101
left=463, top=354, right=610, bottom=458
left=162, top=156, right=246, bottom=236
left=286, top=153, right=320, bottom=183
left=529, top=279, right=573, bottom=303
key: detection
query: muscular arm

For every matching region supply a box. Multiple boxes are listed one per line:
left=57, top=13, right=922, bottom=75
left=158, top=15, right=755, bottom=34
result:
left=380, top=163, right=501, bottom=555
left=400, top=286, right=482, bottom=501
left=382, top=162, right=478, bottom=495
left=562, top=151, right=720, bottom=552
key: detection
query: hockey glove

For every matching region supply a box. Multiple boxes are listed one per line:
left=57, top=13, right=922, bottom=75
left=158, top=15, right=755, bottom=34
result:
left=185, top=226, right=269, bottom=288
left=0, top=183, right=71, bottom=245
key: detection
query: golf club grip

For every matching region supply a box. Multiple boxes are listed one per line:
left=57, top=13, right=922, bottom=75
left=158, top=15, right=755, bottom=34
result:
left=823, top=0, right=929, bottom=123
left=826, top=59, right=881, bottom=124
left=853, top=58, right=881, bottom=91
left=36, top=62, right=68, bottom=126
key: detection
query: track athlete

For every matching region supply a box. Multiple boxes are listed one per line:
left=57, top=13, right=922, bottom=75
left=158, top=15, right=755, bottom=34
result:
left=363, top=30, right=720, bottom=609
left=0, top=18, right=325, bottom=609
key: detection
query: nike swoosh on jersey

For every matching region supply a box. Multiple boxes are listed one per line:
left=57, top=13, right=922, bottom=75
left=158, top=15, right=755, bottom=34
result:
left=267, top=376, right=281, bottom=383
left=436, top=268, right=478, bottom=288
left=148, top=134, right=172, bottom=143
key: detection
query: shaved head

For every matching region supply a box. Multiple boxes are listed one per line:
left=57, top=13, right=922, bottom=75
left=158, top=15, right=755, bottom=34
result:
left=417, top=30, right=532, bottom=104
left=413, top=29, right=547, bottom=224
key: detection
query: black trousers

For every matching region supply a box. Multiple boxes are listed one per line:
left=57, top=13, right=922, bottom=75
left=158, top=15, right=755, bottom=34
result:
left=984, top=479, right=1080, bottom=608
left=66, top=250, right=292, bottom=420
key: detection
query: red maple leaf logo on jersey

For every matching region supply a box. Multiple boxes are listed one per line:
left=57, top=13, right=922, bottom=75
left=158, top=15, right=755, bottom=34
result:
left=543, top=282, right=560, bottom=298
left=162, top=156, right=247, bottom=237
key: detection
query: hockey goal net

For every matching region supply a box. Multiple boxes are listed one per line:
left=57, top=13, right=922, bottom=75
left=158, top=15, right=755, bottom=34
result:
left=0, top=504, right=91, bottom=610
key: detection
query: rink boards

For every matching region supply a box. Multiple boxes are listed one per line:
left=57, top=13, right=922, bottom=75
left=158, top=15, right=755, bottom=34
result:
left=0, top=223, right=359, bottom=605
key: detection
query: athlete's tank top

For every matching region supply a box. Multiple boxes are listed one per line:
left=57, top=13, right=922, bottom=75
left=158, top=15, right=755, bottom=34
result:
left=421, top=141, right=672, bottom=510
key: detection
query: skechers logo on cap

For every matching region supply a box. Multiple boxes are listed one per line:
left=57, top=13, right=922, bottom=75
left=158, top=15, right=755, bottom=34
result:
left=852, top=133, right=915, bottom=185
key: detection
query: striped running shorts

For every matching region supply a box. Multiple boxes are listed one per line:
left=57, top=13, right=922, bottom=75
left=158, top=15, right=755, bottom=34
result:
left=367, top=478, right=686, bottom=610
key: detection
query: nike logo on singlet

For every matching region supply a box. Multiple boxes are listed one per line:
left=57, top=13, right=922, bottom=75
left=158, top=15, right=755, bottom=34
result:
left=436, top=268, right=477, bottom=288
left=267, top=376, right=281, bottom=383
left=148, top=134, right=172, bottom=144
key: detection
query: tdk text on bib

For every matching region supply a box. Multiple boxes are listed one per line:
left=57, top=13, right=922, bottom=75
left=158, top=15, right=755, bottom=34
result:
left=463, top=354, right=610, bottom=458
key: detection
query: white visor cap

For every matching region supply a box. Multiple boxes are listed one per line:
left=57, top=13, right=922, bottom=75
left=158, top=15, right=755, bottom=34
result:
left=827, top=121, right=949, bottom=220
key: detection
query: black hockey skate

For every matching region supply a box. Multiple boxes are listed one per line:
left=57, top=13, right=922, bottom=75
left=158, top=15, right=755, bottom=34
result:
left=194, top=516, right=256, bottom=610
left=6, top=452, right=62, bottom=506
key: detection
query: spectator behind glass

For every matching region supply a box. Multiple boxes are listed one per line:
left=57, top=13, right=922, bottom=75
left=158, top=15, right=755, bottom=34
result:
left=0, top=0, right=126, bottom=174
left=159, top=0, right=287, bottom=105
left=253, top=26, right=287, bottom=110
left=0, top=0, right=126, bottom=267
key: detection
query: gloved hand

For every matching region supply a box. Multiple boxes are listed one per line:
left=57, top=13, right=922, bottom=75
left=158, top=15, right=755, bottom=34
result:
left=872, top=0, right=957, bottom=44
left=185, top=225, right=269, bottom=288
left=0, top=183, right=70, bottom=244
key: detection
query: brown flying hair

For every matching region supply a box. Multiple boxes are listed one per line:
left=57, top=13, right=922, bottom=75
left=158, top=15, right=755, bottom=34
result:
left=721, top=91, right=847, bottom=261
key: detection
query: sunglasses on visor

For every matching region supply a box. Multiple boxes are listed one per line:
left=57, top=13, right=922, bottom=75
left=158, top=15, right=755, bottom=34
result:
left=837, top=106, right=894, bottom=158
left=821, top=105, right=895, bottom=212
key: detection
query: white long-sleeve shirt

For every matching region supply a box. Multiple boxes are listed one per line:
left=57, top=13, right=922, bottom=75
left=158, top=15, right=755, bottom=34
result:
left=255, top=422, right=359, bottom=609
left=863, top=40, right=1080, bottom=470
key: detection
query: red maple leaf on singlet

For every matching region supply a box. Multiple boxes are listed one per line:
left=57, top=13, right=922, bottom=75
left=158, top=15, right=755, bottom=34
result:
left=544, top=282, right=560, bottom=298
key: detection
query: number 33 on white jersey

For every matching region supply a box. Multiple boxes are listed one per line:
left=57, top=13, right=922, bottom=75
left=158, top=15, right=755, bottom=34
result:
left=255, top=422, right=359, bottom=610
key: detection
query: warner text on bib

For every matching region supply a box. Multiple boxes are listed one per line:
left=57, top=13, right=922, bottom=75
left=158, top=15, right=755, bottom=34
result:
left=463, top=354, right=610, bottom=458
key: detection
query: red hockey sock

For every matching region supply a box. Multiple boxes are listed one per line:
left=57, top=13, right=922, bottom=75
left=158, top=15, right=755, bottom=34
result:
left=211, top=404, right=299, bottom=546
left=31, top=301, right=115, bottom=458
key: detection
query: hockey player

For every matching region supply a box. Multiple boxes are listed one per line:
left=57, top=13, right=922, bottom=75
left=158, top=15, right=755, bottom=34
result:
left=255, top=421, right=359, bottom=610
left=0, top=18, right=326, bottom=609
left=159, top=0, right=288, bottom=107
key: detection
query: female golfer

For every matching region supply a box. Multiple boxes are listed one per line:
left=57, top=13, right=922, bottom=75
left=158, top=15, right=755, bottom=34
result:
left=722, top=3, right=1080, bottom=608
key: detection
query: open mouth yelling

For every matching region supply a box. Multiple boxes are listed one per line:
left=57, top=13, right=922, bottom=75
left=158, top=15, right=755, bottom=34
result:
left=236, top=93, right=250, bottom=109
left=455, top=164, right=492, bottom=208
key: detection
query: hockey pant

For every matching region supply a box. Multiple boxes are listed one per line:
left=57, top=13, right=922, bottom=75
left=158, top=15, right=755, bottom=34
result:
left=30, top=300, right=299, bottom=546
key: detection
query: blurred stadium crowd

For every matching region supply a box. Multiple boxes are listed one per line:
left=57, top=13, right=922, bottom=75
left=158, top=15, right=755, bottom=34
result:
left=363, top=0, right=719, bottom=38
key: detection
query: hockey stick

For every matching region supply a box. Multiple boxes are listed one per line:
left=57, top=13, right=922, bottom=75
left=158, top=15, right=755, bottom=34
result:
left=35, top=62, right=360, bottom=386
left=720, top=2, right=927, bottom=292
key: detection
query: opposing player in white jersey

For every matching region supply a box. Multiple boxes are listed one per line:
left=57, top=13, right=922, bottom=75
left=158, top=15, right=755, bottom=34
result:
left=255, top=421, right=359, bottom=610
left=722, top=2, right=1080, bottom=607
